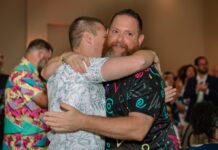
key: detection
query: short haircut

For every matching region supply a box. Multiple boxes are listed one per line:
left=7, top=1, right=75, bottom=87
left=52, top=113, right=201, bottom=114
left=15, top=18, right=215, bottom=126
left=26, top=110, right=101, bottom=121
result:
left=109, top=8, right=143, bottom=34
left=194, top=56, right=208, bottom=66
left=69, top=16, right=105, bottom=49
left=26, top=39, right=53, bottom=53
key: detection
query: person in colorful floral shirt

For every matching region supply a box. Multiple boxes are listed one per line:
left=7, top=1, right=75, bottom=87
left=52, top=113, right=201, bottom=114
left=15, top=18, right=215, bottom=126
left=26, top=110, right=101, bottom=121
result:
left=2, top=39, right=53, bottom=150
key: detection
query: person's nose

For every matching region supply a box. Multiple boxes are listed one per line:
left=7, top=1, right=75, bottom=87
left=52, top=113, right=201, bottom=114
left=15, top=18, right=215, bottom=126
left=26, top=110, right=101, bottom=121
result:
left=117, top=32, right=124, bottom=42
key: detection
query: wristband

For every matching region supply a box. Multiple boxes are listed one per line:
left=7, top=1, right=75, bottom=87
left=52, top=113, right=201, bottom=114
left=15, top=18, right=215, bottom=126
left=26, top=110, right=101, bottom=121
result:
left=60, top=54, right=65, bottom=64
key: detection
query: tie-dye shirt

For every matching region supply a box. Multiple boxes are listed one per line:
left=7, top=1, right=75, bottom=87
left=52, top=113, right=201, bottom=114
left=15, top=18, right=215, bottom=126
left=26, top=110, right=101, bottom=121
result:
left=47, top=57, right=108, bottom=150
left=3, top=58, right=49, bottom=150
left=105, top=65, right=179, bottom=150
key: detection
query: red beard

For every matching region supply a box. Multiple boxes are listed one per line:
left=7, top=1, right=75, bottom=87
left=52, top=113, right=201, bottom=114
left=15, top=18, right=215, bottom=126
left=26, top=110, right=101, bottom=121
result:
left=103, top=41, right=139, bottom=56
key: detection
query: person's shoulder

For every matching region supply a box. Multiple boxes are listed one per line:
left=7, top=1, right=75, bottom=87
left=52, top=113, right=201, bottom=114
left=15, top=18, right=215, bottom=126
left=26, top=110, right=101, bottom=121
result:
left=121, top=67, right=151, bottom=83
left=85, top=57, right=109, bottom=72
left=134, top=65, right=161, bottom=78
left=90, top=57, right=108, bottom=64
left=208, top=75, right=218, bottom=81
left=49, top=64, right=72, bottom=80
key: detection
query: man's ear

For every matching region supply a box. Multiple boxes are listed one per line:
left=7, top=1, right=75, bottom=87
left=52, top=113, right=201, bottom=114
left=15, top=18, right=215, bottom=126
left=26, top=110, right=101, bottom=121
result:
left=138, top=34, right=145, bottom=46
left=83, top=32, right=93, bottom=45
left=38, top=50, right=45, bottom=59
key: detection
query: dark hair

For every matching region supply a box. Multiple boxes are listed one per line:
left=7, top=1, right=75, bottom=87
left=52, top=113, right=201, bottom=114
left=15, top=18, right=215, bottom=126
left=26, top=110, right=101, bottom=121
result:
left=69, top=16, right=105, bottom=49
left=194, top=56, right=208, bottom=66
left=190, top=102, right=218, bottom=140
left=26, top=39, right=53, bottom=53
left=163, top=71, right=176, bottom=81
left=177, top=64, right=197, bottom=84
left=109, top=8, right=143, bottom=34
left=164, top=71, right=175, bottom=76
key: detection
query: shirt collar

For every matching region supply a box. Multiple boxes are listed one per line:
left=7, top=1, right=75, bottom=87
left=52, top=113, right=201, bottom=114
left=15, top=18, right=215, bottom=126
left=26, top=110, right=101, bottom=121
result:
left=20, top=57, right=39, bottom=76
left=196, top=73, right=208, bottom=83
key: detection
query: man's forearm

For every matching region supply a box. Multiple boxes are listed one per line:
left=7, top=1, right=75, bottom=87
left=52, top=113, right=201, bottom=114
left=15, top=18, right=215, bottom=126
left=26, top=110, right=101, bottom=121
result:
left=101, top=50, right=156, bottom=81
left=135, top=50, right=161, bottom=74
left=133, top=50, right=157, bottom=69
left=41, top=56, right=62, bottom=80
left=41, top=52, right=73, bottom=79
left=81, top=112, right=153, bottom=141
left=33, top=93, right=48, bottom=108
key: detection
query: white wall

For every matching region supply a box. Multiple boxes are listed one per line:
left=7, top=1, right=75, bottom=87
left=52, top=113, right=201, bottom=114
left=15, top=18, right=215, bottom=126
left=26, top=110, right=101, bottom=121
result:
left=26, top=0, right=136, bottom=44
left=135, top=0, right=205, bottom=73
left=0, top=0, right=26, bottom=74
left=0, top=0, right=211, bottom=74
left=204, top=0, right=218, bottom=73
left=27, top=0, right=205, bottom=74
left=26, top=0, right=138, bottom=57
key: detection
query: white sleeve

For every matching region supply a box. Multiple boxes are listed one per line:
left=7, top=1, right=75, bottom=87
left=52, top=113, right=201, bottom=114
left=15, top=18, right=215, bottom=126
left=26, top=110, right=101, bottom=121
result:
left=83, top=57, right=109, bottom=83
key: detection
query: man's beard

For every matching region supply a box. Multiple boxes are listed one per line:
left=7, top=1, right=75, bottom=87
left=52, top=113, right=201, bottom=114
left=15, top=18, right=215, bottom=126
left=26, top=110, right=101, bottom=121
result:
left=198, top=69, right=208, bottom=75
left=103, top=41, right=139, bottom=57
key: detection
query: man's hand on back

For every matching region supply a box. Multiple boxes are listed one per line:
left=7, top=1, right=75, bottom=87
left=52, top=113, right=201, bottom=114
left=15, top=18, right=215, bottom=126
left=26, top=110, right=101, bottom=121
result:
left=63, top=52, right=90, bottom=73
left=44, top=102, right=85, bottom=132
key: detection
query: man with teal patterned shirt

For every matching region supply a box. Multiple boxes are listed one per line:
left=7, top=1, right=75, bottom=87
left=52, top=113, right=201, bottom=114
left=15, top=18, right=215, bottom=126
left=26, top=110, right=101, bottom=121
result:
left=3, top=39, right=52, bottom=150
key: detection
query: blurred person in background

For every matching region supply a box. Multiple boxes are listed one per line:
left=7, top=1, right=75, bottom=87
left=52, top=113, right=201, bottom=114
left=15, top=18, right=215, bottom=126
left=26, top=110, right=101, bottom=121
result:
left=174, top=65, right=197, bottom=136
left=176, top=64, right=197, bottom=97
left=164, top=71, right=186, bottom=148
left=183, top=56, right=218, bottom=122
left=186, top=101, right=218, bottom=150
left=164, top=71, right=186, bottom=126
left=2, top=39, right=53, bottom=150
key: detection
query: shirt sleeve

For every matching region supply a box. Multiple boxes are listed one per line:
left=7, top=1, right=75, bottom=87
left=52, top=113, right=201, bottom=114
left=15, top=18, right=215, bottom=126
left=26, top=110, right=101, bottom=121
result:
left=17, top=70, right=44, bottom=102
left=126, top=67, right=165, bottom=118
left=83, top=57, right=109, bottom=83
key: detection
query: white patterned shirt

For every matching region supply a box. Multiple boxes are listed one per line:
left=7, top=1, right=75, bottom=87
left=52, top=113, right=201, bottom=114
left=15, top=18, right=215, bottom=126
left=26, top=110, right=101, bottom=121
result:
left=47, top=57, right=108, bottom=150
